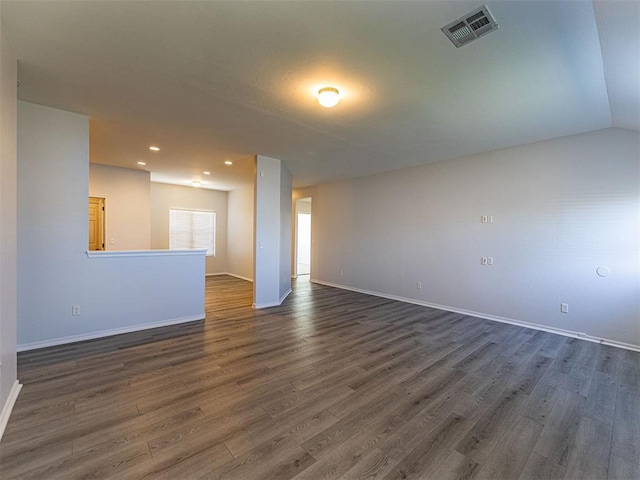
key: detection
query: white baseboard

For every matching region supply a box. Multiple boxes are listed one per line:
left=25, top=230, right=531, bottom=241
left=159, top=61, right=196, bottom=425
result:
left=17, top=314, right=205, bottom=352
left=253, top=288, right=292, bottom=310
left=254, top=301, right=279, bottom=309
left=225, top=273, right=254, bottom=282
left=0, top=380, right=22, bottom=442
left=280, top=288, right=292, bottom=305
left=311, top=279, right=640, bottom=353
left=207, top=272, right=254, bottom=282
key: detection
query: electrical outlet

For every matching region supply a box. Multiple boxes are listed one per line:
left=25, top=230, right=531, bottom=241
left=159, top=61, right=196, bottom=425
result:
left=481, top=257, right=488, bottom=265
left=487, top=257, right=493, bottom=265
left=417, top=281, right=422, bottom=289
left=561, top=303, right=569, bottom=314
left=72, top=305, right=80, bottom=316
left=339, top=270, right=344, bottom=277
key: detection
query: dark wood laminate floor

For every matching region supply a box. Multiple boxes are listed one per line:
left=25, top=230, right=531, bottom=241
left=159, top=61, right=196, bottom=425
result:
left=1, top=276, right=639, bottom=480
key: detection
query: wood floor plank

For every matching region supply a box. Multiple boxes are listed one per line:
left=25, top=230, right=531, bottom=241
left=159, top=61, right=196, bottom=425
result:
left=508, top=354, right=552, bottom=395
left=211, top=436, right=312, bottom=480
left=121, top=442, right=233, bottom=480
left=303, top=388, right=403, bottom=460
left=454, top=386, right=529, bottom=464
left=425, top=450, right=480, bottom=480
left=475, top=415, right=542, bottom=480
left=610, top=383, right=640, bottom=467
left=0, top=439, right=73, bottom=479
left=619, top=349, right=640, bottom=390
left=345, top=379, right=471, bottom=479
left=294, top=429, right=387, bottom=479
left=584, top=371, right=617, bottom=425
left=518, top=451, right=565, bottom=480
left=1, top=275, right=638, bottom=480
left=607, top=453, right=640, bottom=480
left=521, top=365, right=567, bottom=426
left=454, top=360, right=516, bottom=422
left=381, top=412, right=472, bottom=480
left=147, top=405, right=269, bottom=457
left=533, top=388, right=586, bottom=466
left=224, top=404, right=341, bottom=458
left=563, top=416, right=612, bottom=480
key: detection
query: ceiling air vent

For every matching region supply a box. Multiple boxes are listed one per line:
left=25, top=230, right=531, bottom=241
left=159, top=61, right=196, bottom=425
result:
left=442, top=5, right=499, bottom=48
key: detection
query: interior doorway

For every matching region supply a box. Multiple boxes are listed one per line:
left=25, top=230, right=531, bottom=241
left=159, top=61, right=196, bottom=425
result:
left=88, top=196, right=105, bottom=251
left=295, top=197, right=312, bottom=278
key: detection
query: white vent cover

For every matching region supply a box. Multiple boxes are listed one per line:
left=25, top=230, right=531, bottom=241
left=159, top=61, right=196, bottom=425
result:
left=442, top=5, right=499, bottom=48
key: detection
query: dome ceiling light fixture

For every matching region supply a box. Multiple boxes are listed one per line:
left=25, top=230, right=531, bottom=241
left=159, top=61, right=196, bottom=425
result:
left=317, top=87, right=340, bottom=108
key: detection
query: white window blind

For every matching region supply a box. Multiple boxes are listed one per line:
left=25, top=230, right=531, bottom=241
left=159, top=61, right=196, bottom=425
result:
left=169, top=208, right=216, bottom=256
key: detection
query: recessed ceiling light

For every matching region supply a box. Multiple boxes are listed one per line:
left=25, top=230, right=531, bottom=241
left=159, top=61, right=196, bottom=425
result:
left=149, top=146, right=160, bottom=151
left=137, top=161, right=147, bottom=166
left=224, top=160, right=233, bottom=165
left=317, top=87, right=340, bottom=108
left=203, top=171, right=211, bottom=175
left=192, top=181, right=201, bottom=187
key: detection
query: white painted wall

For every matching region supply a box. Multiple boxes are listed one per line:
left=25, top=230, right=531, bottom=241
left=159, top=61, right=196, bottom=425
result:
left=89, top=164, right=151, bottom=250
left=227, top=184, right=254, bottom=281
left=307, top=128, right=640, bottom=349
left=0, top=12, right=20, bottom=438
left=254, top=155, right=291, bottom=308
left=17, top=102, right=205, bottom=349
left=150, top=182, right=228, bottom=275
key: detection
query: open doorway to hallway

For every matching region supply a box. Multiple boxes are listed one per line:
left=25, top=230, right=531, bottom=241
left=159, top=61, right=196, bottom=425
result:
left=88, top=196, right=105, bottom=251
left=295, top=197, right=311, bottom=279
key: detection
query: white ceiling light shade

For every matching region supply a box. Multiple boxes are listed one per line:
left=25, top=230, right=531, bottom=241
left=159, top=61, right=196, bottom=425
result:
left=317, top=87, right=340, bottom=108
left=149, top=146, right=160, bottom=151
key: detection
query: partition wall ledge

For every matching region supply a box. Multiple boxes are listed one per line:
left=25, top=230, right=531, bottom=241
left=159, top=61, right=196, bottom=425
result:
left=86, top=249, right=207, bottom=258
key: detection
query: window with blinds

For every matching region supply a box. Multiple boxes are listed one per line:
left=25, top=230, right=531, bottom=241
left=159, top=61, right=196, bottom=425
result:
left=169, top=208, right=216, bottom=256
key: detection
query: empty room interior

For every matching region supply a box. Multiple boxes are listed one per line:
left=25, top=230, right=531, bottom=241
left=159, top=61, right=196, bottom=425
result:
left=0, top=1, right=639, bottom=479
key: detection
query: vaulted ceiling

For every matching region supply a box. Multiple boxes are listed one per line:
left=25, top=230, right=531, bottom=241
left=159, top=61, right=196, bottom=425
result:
left=2, top=1, right=638, bottom=189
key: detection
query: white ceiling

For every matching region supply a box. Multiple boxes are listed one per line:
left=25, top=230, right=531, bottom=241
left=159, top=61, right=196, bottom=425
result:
left=2, top=1, right=638, bottom=190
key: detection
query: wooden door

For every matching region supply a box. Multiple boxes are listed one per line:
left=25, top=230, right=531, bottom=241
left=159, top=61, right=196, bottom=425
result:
left=88, top=197, right=105, bottom=251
